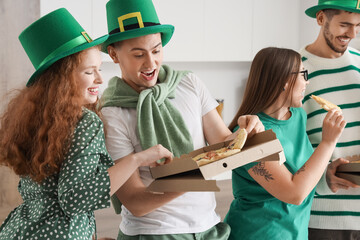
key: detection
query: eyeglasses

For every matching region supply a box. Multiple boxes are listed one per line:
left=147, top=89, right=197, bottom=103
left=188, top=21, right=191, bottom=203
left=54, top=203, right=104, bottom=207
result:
left=292, top=70, right=308, bottom=81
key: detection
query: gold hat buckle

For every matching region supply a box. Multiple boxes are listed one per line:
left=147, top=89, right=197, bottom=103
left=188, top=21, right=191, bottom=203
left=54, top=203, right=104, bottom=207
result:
left=118, top=12, right=144, bottom=32
left=81, top=31, right=93, bottom=43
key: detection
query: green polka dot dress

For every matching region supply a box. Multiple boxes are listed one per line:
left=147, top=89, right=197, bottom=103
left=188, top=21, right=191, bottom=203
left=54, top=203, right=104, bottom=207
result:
left=0, top=109, right=114, bottom=240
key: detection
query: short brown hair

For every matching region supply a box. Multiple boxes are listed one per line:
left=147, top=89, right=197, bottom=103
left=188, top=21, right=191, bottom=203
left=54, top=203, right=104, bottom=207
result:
left=322, top=9, right=342, bottom=20
left=321, top=9, right=355, bottom=20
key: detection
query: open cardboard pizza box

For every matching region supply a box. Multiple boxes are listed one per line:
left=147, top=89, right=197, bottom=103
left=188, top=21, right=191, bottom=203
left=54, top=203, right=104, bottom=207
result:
left=147, top=129, right=285, bottom=192
left=336, top=154, right=360, bottom=185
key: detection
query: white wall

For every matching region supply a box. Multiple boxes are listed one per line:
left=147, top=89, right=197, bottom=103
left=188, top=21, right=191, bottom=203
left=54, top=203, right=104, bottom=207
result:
left=299, top=0, right=320, bottom=49
left=0, top=0, right=39, bottom=223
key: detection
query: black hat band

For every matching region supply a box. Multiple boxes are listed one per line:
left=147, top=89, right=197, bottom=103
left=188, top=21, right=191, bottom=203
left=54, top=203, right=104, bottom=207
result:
left=109, top=22, right=160, bottom=35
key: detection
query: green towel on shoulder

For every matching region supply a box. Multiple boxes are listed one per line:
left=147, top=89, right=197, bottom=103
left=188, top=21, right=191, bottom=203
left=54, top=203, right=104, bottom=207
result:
left=101, top=65, right=194, bottom=157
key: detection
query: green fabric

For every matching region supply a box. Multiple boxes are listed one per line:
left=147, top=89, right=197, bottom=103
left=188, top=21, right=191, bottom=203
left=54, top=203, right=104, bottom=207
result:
left=0, top=109, right=113, bottom=239
left=18, top=8, right=108, bottom=86
left=102, top=0, right=174, bottom=53
left=111, top=194, right=123, bottom=214
left=101, top=65, right=194, bottom=159
left=117, top=222, right=230, bottom=240
left=305, top=0, right=360, bottom=18
left=225, top=107, right=315, bottom=240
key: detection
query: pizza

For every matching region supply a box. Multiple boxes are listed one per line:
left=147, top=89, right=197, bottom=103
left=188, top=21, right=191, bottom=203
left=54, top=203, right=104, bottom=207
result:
left=193, top=128, right=248, bottom=166
left=228, top=127, right=247, bottom=150
left=310, top=95, right=341, bottom=112
left=195, top=148, right=241, bottom=166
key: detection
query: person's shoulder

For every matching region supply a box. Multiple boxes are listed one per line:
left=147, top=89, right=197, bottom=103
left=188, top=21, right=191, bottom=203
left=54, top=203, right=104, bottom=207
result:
left=184, top=71, right=196, bottom=79
left=298, top=47, right=313, bottom=63
left=298, top=47, right=307, bottom=56
left=176, top=70, right=200, bottom=89
left=292, top=107, right=307, bottom=118
left=298, top=47, right=308, bottom=56
left=82, top=107, right=100, bottom=119
left=78, top=108, right=102, bottom=129
left=182, top=71, right=204, bottom=86
left=347, top=46, right=360, bottom=57
left=101, top=105, right=132, bottom=121
left=66, top=109, right=104, bottom=151
left=295, top=106, right=306, bottom=113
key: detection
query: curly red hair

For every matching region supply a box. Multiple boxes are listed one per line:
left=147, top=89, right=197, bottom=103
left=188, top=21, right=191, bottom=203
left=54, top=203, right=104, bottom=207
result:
left=0, top=48, right=100, bottom=183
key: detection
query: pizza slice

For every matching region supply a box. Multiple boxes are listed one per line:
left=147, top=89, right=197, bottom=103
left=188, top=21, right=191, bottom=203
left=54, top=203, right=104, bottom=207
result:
left=228, top=128, right=247, bottom=150
left=196, top=148, right=241, bottom=167
left=193, top=128, right=248, bottom=166
left=310, top=95, right=341, bottom=112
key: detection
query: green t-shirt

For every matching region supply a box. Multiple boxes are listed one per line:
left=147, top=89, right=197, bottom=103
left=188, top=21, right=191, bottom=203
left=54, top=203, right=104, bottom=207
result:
left=225, top=107, right=314, bottom=240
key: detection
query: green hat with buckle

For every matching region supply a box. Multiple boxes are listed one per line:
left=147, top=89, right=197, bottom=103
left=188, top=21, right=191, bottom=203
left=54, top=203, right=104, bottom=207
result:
left=306, top=0, right=360, bottom=18
left=19, top=8, right=108, bottom=87
left=102, top=0, right=174, bottom=53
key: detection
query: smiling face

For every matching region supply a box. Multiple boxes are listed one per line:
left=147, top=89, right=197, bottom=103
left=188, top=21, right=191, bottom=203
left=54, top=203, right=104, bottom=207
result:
left=107, top=33, right=163, bottom=92
left=73, top=47, right=103, bottom=105
left=320, top=10, right=360, bottom=56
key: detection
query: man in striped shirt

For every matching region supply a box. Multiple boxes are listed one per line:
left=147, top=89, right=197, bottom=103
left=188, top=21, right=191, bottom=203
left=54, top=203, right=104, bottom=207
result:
left=301, top=1, right=360, bottom=239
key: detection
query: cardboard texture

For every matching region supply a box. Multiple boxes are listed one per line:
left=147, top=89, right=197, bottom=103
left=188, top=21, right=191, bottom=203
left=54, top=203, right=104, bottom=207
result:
left=336, top=173, right=360, bottom=185
left=337, top=154, right=360, bottom=172
left=336, top=154, right=360, bottom=185
left=147, top=130, right=284, bottom=192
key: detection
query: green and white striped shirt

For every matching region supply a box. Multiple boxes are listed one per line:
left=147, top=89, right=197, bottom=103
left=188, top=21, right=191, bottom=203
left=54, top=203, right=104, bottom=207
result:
left=300, top=46, right=360, bottom=230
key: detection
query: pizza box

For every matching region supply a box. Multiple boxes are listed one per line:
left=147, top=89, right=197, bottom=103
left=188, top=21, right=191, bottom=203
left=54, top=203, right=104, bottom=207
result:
left=337, top=154, right=360, bottom=172
left=336, top=154, right=360, bottom=185
left=147, top=129, right=285, bottom=192
left=335, top=172, right=360, bottom=185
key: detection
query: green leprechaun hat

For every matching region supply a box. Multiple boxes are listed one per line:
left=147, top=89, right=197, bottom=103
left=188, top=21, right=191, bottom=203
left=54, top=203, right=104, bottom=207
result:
left=19, top=8, right=108, bottom=87
left=306, top=0, right=360, bottom=18
left=102, top=0, right=174, bottom=53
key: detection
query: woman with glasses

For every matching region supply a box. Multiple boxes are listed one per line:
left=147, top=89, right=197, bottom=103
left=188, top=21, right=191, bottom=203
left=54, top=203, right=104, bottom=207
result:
left=225, top=47, right=346, bottom=240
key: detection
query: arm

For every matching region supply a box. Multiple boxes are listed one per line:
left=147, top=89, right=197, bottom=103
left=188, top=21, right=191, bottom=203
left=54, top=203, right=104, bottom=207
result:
left=58, top=114, right=112, bottom=216
left=202, top=109, right=233, bottom=144
left=115, top=164, right=183, bottom=217
left=202, top=109, right=265, bottom=145
left=248, top=110, right=346, bottom=205
left=107, top=144, right=173, bottom=196
left=101, top=108, right=183, bottom=217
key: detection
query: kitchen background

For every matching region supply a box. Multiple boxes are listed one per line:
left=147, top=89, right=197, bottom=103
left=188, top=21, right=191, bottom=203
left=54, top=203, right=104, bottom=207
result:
left=2, top=0, right=360, bottom=232
left=38, top=0, right=320, bottom=126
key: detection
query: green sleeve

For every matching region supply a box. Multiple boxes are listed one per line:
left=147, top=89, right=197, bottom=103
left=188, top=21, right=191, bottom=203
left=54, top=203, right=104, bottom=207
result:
left=57, top=111, right=113, bottom=217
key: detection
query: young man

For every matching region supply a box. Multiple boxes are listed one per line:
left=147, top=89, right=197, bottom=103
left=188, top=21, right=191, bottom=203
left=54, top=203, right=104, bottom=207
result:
left=100, top=0, right=263, bottom=239
left=301, top=0, right=360, bottom=239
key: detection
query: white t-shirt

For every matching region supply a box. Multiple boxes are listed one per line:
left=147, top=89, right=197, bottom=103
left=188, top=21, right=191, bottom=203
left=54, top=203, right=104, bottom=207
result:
left=101, top=72, right=220, bottom=235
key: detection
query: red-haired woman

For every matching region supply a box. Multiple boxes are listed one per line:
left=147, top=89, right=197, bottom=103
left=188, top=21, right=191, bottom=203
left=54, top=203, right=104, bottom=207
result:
left=0, top=8, right=172, bottom=240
